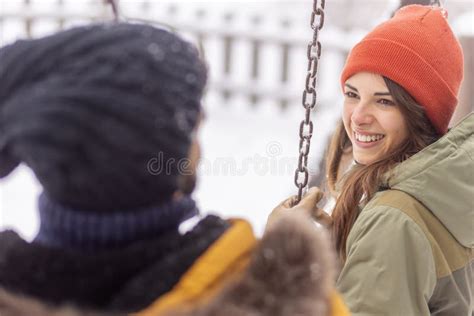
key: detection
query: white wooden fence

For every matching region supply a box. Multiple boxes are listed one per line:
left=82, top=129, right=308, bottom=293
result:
left=0, top=0, right=351, bottom=111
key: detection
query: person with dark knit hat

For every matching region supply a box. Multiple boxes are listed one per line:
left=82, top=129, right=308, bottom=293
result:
left=0, top=23, right=350, bottom=316
left=270, top=4, right=472, bottom=316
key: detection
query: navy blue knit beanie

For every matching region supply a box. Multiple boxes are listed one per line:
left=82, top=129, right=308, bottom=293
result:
left=0, top=23, right=207, bottom=212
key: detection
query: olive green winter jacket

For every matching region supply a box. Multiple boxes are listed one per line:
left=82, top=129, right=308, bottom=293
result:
left=336, top=113, right=473, bottom=316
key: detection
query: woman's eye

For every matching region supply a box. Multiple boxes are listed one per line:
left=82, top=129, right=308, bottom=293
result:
left=378, top=98, right=395, bottom=106
left=344, top=91, right=358, bottom=98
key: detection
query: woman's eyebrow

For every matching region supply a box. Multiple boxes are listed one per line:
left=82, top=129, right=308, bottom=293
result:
left=345, top=83, right=391, bottom=96
left=345, top=83, right=358, bottom=91
left=374, top=92, right=391, bottom=96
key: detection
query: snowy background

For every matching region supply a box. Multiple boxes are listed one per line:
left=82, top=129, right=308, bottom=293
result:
left=0, top=0, right=472, bottom=239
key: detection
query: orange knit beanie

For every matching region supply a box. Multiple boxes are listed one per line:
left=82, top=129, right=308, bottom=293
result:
left=340, top=5, right=464, bottom=135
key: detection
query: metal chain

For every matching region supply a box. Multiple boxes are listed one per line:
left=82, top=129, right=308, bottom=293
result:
left=294, top=0, right=325, bottom=204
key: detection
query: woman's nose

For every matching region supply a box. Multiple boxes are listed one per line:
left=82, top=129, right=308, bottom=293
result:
left=351, top=101, right=373, bottom=126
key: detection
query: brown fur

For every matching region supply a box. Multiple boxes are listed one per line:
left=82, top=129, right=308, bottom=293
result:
left=170, top=213, right=335, bottom=316
left=0, top=214, right=335, bottom=316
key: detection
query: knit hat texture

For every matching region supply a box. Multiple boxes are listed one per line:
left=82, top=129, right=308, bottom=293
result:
left=0, top=23, right=207, bottom=211
left=340, top=5, right=464, bottom=135
left=35, top=192, right=198, bottom=250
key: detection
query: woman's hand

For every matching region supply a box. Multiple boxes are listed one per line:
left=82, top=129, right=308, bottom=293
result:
left=266, top=187, right=333, bottom=232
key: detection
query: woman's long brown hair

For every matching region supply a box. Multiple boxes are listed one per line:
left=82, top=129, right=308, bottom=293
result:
left=327, top=76, right=439, bottom=262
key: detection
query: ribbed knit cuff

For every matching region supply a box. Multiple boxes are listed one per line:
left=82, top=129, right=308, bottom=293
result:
left=35, top=193, right=198, bottom=250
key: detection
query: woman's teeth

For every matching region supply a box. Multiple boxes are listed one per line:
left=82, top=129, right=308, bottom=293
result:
left=354, top=132, right=384, bottom=143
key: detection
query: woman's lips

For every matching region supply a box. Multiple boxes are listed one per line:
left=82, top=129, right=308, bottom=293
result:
left=353, top=131, right=385, bottom=149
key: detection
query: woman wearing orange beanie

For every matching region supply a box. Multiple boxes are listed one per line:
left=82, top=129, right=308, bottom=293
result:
left=269, top=4, right=472, bottom=315
left=329, top=4, right=473, bottom=315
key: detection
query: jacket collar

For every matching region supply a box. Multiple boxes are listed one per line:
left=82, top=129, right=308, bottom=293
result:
left=0, top=216, right=229, bottom=312
left=386, top=113, right=474, bottom=248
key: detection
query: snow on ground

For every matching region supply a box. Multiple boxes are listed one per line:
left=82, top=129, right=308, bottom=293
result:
left=195, top=93, right=341, bottom=236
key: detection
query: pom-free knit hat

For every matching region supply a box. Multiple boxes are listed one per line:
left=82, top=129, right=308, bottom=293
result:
left=0, top=23, right=207, bottom=211
left=340, top=5, right=464, bottom=135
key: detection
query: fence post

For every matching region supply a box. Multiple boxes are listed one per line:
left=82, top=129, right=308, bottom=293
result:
left=24, top=0, right=32, bottom=38
left=250, top=15, right=262, bottom=105
left=222, top=12, right=234, bottom=101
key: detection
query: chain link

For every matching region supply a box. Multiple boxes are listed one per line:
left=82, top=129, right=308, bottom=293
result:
left=294, top=0, right=325, bottom=204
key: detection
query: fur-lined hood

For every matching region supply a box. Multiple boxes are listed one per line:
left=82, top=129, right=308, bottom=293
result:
left=0, top=214, right=338, bottom=316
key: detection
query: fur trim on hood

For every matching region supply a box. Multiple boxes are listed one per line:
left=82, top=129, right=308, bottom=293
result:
left=0, top=213, right=336, bottom=316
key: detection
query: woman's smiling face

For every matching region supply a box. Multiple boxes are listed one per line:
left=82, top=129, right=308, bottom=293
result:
left=343, top=72, right=409, bottom=165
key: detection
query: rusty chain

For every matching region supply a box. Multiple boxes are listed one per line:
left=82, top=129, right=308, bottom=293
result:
left=294, top=0, right=325, bottom=204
